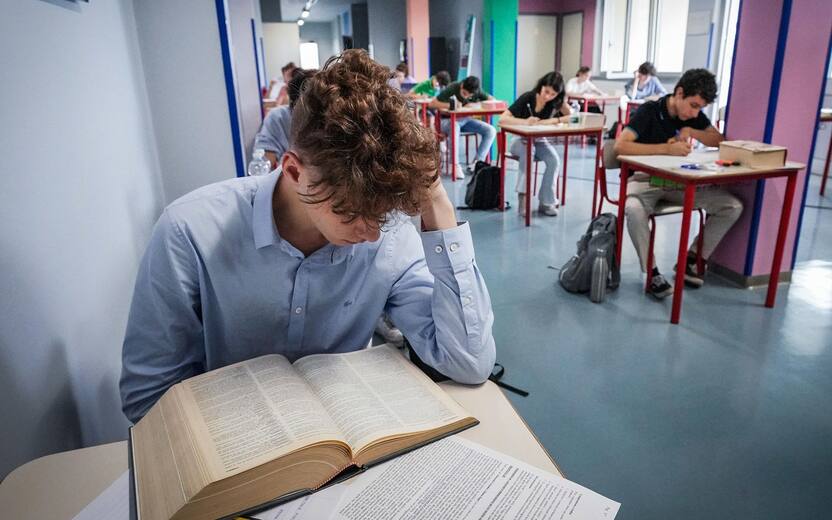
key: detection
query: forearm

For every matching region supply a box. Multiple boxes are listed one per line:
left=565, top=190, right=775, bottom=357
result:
left=429, top=99, right=450, bottom=110
left=499, top=114, right=532, bottom=126
left=690, top=128, right=724, bottom=147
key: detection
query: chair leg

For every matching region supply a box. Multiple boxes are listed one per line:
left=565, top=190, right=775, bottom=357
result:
left=696, top=209, right=706, bottom=275
left=533, top=160, right=539, bottom=196
left=645, top=216, right=656, bottom=293
left=465, top=134, right=470, bottom=165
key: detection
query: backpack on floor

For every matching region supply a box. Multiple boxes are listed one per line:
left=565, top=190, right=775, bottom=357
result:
left=559, top=212, right=621, bottom=303
left=463, top=161, right=503, bottom=210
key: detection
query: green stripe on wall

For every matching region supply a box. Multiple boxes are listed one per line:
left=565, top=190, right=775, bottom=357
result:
left=482, top=0, right=518, bottom=102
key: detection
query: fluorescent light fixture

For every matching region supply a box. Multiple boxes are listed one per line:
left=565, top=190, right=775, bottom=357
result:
left=297, top=19, right=305, bottom=26
left=301, top=9, right=310, bottom=18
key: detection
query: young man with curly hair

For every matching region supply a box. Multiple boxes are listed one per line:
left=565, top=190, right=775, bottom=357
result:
left=614, top=68, right=743, bottom=300
left=120, top=50, right=496, bottom=423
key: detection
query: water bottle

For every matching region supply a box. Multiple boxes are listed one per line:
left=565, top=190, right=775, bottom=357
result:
left=569, top=100, right=581, bottom=124
left=247, top=148, right=271, bottom=176
left=449, top=95, right=457, bottom=111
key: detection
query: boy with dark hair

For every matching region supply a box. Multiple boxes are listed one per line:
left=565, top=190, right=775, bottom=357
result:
left=614, top=68, right=743, bottom=299
left=120, top=50, right=496, bottom=423
left=410, top=70, right=451, bottom=97
left=430, top=76, right=497, bottom=179
left=254, top=68, right=316, bottom=170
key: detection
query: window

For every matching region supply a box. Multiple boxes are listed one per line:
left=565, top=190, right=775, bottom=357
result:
left=601, top=0, right=690, bottom=75
left=299, top=42, right=320, bottom=69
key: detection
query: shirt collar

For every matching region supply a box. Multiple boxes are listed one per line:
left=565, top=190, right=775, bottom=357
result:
left=251, top=168, right=357, bottom=263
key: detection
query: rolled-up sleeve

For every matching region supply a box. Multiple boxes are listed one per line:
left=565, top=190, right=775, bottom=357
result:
left=120, top=210, right=205, bottom=423
left=386, top=222, right=496, bottom=384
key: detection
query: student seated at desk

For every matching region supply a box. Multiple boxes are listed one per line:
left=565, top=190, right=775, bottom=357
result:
left=410, top=70, right=451, bottom=98
left=566, top=66, right=606, bottom=114
left=614, top=68, right=743, bottom=300
left=253, top=68, right=315, bottom=170
left=273, top=62, right=298, bottom=106
left=625, top=62, right=667, bottom=101
left=430, top=76, right=497, bottom=180
left=120, top=49, right=497, bottom=423
left=499, top=71, right=573, bottom=217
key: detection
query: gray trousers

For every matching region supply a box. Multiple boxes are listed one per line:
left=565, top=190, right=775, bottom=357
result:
left=624, top=173, right=744, bottom=272
left=510, top=137, right=561, bottom=206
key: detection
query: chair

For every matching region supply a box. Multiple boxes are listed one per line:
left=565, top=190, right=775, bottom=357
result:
left=594, top=141, right=706, bottom=292
left=497, top=131, right=547, bottom=196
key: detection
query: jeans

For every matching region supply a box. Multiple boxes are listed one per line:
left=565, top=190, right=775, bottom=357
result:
left=440, top=117, right=497, bottom=164
left=510, top=137, right=561, bottom=206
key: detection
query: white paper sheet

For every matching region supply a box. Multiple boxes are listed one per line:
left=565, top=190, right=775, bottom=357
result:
left=72, top=470, right=129, bottom=520
left=256, top=437, right=620, bottom=520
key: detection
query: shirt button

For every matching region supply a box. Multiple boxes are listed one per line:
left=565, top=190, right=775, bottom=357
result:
left=434, top=245, right=443, bottom=254
left=449, top=242, right=459, bottom=252
left=294, top=307, right=303, bottom=314
left=463, top=296, right=473, bottom=305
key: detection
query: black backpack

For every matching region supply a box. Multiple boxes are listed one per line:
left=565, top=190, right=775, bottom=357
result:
left=559, top=213, right=621, bottom=303
left=463, top=161, right=502, bottom=210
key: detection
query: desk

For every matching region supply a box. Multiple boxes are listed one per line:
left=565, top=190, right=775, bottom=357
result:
left=568, top=94, right=620, bottom=114
left=411, top=97, right=432, bottom=128
left=436, top=106, right=505, bottom=181
left=0, top=381, right=560, bottom=520
left=500, top=116, right=606, bottom=226
left=616, top=151, right=805, bottom=324
left=819, top=108, right=832, bottom=196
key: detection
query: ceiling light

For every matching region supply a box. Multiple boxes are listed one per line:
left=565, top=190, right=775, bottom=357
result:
left=301, top=9, right=310, bottom=18
left=297, top=19, right=305, bottom=26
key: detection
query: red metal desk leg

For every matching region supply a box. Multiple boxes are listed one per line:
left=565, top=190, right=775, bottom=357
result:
left=561, top=135, right=569, bottom=205
left=499, top=131, right=506, bottom=211
left=821, top=128, right=832, bottom=196
left=450, top=112, right=457, bottom=181
left=671, top=184, right=696, bottom=324
left=766, top=173, right=798, bottom=307
left=616, top=164, right=629, bottom=263
left=525, top=137, right=533, bottom=226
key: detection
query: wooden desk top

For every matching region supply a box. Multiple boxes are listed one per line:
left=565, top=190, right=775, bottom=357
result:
left=501, top=114, right=606, bottom=136
left=618, top=150, right=805, bottom=181
left=411, top=97, right=433, bottom=104
left=568, top=94, right=621, bottom=102
left=0, top=381, right=560, bottom=520
left=439, top=105, right=506, bottom=116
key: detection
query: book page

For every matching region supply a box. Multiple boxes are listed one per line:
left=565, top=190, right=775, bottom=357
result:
left=294, top=346, right=468, bottom=450
left=183, top=354, right=344, bottom=475
left=256, top=437, right=619, bottom=520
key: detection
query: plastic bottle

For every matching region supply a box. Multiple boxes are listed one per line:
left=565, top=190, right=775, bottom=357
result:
left=569, top=100, right=581, bottom=124
left=247, top=148, right=271, bottom=176
left=449, top=95, right=457, bottom=111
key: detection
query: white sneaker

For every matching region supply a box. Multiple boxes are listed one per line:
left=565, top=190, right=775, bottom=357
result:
left=538, top=203, right=558, bottom=216
left=454, top=164, right=466, bottom=180
left=375, top=315, right=404, bottom=347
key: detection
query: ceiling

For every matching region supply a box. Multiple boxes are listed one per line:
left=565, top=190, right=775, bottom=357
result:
left=277, top=0, right=360, bottom=24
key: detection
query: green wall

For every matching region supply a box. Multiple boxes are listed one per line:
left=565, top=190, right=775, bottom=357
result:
left=482, top=0, right=518, bottom=103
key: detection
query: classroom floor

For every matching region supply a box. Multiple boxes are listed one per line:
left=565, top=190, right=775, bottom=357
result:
left=443, top=143, right=832, bottom=520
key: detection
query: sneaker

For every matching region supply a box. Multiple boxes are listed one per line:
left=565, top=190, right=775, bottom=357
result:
left=676, top=254, right=705, bottom=288
left=648, top=272, right=673, bottom=300
left=538, top=203, right=558, bottom=216
left=375, top=315, right=404, bottom=347
left=454, top=164, right=466, bottom=180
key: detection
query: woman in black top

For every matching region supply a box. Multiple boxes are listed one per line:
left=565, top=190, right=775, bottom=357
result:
left=499, top=72, right=572, bottom=216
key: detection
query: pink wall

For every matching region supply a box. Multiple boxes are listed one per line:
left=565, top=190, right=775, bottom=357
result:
left=713, top=0, right=832, bottom=277
left=709, top=0, right=782, bottom=272
left=750, top=0, right=832, bottom=275
left=518, top=0, right=595, bottom=70
left=406, top=0, right=430, bottom=80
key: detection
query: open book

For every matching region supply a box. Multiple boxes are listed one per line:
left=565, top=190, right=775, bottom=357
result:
left=128, top=345, right=477, bottom=520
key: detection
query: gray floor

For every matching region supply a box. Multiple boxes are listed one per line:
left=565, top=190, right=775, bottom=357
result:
left=444, top=143, right=832, bottom=520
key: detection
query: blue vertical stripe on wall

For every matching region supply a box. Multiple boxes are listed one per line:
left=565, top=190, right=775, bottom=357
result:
left=743, top=0, right=792, bottom=276
left=214, top=0, right=245, bottom=178
left=791, top=30, right=832, bottom=270
left=251, top=19, right=263, bottom=125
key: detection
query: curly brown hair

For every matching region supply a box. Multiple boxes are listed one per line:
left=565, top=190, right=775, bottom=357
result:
left=290, top=50, right=439, bottom=226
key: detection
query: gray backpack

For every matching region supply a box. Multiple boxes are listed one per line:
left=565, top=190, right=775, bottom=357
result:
left=559, top=213, right=621, bottom=303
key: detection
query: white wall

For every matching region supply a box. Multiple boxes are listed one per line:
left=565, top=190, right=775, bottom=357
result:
left=228, top=0, right=265, bottom=163
left=300, top=21, right=338, bottom=67
left=0, top=0, right=164, bottom=479
left=263, top=22, right=301, bottom=83
left=132, top=0, right=238, bottom=201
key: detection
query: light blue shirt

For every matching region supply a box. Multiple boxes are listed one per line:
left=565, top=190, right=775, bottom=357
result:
left=120, top=171, right=496, bottom=423
left=625, top=76, right=668, bottom=100
left=254, top=105, right=292, bottom=157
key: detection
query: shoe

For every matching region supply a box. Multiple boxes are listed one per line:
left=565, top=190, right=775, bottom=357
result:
left=375, top=315, right=404, bottom=347
left=454, top=164, right=466, bottom=180
left=538, top=203, right=558, bottom=216
left=675, top=254, right=706, bottom=288
left=518, top=193, right=526, bottom=217
left=648, top=272, right=673, bottom=300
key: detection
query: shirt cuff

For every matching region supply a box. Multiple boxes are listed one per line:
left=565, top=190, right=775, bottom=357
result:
left=420, top=222, right=475, bottom=274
